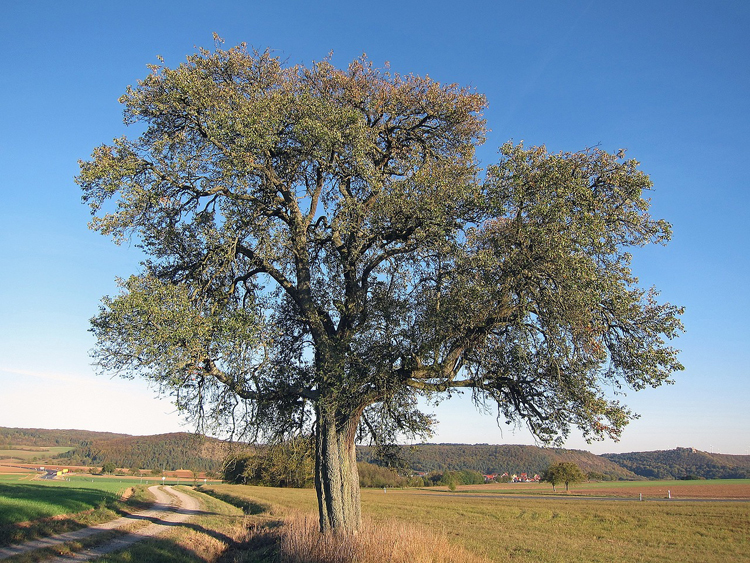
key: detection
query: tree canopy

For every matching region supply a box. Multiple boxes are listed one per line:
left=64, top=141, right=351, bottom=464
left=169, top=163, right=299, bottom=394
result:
left=543, top=462, right=587, bottom=491
left=78, top=39, right=683, bottom=532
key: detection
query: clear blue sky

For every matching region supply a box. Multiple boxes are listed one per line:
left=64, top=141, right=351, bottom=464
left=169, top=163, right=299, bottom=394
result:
left=1, top=1, right=748, bottom=455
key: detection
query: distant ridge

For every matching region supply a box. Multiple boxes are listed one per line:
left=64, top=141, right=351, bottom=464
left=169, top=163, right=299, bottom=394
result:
left=602, top=448, right=750, bottom=479
left=357, top=443, right=641, bottom=480
left=2, top=427, right=748, bottom=480
left=0, top=427, right=129, bottom=447
left=57, top=432, right=230, bottom=472
left=0, top=427, right=228, bottom=472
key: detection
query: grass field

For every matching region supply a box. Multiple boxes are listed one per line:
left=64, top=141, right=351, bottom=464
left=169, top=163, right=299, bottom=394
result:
left=0, top=478, right=132, bottom=525
left=0, top=447, right=73, bottom=461
left=451, top=479, right=750, bottom=499
left=203, top=483, right=750, bottom=562
left=1, top=478, right=747, bottom=561
left=0, top=476, right=151, bottom=548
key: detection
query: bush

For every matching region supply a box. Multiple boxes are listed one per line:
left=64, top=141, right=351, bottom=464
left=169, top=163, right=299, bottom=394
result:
left=429, top=469, right=486, bottom=487
left=222, top=438, right=314, bottom=488
left=358, top=462, right=407, bottom=488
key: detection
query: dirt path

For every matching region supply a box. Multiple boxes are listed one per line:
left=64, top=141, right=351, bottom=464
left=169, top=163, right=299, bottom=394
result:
left=0, top=486, right=202, bottom=562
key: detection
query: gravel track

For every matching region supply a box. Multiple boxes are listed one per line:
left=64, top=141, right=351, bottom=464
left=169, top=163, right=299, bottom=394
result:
left=0, top=486, right=201, bottom=562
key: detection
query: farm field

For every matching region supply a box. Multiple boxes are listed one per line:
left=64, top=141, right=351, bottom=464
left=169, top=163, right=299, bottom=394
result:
left=0, top=477, right=135, bottom=524
left=1, top=477, right=747, bottom=562
left=0, top=475, right=152, bottom=548
left=0, top=446, right=73, bottom=461
left=451, top=479, right=750, bottom=500
left=573, top=479, right=750, bottom=499
left=204, top=482, right=750, bottom=562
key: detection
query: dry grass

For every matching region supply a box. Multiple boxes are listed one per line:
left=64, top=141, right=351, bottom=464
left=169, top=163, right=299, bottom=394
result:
left=206, top=484, right=750, bottom=562
left=278, top=511, right=488, bottom=563
left=7, top=482, right=747, bottom=562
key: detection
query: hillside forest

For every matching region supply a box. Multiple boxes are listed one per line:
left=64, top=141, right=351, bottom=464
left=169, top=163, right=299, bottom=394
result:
left=2, top=427, right=749, bottom=482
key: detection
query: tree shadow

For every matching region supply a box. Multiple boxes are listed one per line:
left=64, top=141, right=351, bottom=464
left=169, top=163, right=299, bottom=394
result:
left=1, top=484, right=285, bottom=562
left=66, top=513, right=284, bottom=563
left=0, top=483, right=119, bottom=525
left=198, top=489, right=271, bottom=516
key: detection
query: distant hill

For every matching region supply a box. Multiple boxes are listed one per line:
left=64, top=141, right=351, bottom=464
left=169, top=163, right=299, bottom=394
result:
left=4, top=427, right=748, bottom=481
left=0, top=427, right=229, bottom=472
left=0, top=427, right=129, bottom=447
left=602, top=448, right=750, bottom=479
left=357, top=444, right=641, bottom=480
left=56, top=432, right=229, bottom=472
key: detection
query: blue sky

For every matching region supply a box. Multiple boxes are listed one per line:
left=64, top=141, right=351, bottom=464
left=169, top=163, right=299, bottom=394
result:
left=1, top=1, right=748, bottom=455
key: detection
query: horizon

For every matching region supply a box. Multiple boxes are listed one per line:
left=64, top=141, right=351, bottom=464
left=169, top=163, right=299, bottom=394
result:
left=1, top=1, right=748, bottom=456
left=2, top=424, right=745, bottom=458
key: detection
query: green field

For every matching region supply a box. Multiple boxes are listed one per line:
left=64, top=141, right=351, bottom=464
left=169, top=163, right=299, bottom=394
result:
left=0, top=476, right=152, bottom=548
left=1, top=479, right=748, bottom=562
left=0, top=473, right=36, bottom=482
left=203, top=483, right=750, bottom=562
left=0, top=478, right=130, bottom=525
left=0, top=446, right=73, bottom=461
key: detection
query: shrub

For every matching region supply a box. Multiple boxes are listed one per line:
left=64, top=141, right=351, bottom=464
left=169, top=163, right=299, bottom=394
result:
left=357, top=462, right=407, bottom=488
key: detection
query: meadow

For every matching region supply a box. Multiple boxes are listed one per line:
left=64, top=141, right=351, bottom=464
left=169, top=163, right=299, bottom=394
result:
left=0, top=473, right=747, bottom=562
left=447, top=478, right=750, bottom=500
left=0, top=447, right=73, bottom=461
left=0, top=473, right=150, bottom=547
left=203, top=482, right=750, bottom=562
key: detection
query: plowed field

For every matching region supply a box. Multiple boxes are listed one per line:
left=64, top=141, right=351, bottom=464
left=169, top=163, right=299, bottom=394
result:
left=578, top=481, right=750, bottom=499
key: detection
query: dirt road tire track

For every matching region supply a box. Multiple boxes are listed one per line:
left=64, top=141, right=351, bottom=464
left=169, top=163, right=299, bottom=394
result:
left=0, top=486, right=202, bottom=562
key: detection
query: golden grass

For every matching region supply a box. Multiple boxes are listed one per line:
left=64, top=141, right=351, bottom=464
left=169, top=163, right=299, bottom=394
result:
left=278, top=511, right=488, bottom=563
left=206, top=484, right=750, bottom=562
left=6, top=481, right=747, bottom=562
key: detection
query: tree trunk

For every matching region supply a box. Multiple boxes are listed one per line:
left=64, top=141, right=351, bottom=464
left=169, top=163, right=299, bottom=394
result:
left=314, top=405, right=362, bottom=533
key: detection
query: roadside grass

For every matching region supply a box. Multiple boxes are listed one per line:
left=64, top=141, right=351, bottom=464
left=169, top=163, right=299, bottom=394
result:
left=204, top=484, right=750, bottom=562
left=277, top=511, right=489, bottom=563
left=0, top=480, right=151, bottom=547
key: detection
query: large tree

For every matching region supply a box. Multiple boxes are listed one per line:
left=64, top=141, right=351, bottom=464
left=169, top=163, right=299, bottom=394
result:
left=78, top=40, right=683, bottom=533
left=543, top=462, right=587, bottom=492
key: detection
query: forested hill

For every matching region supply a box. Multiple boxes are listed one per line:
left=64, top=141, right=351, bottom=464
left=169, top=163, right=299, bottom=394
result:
left=602, top=448, right=750, bottom=479
left=56, top=432, right=229, bottom=472
left=357, top=444, right=641, bottom=480
left=4, top=427, right=748, bottom=480
left=0, top=427, right=129, bottom=447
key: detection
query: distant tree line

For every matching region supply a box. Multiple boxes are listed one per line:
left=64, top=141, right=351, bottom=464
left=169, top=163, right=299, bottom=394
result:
left=603, top=448, right=750, bottom=480
left=357, top=444, right=635, bottom=480
left=5, top=427, right=748, bottom=482
left=220, top=447, right=488, bottom=490
left=55, top=433, right=225, bottom=472
left=0, top=427, right=128, bottom=447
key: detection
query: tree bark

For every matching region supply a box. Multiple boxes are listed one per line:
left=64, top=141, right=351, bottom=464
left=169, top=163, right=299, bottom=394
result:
left=314, top=405, right=362, bottom=533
